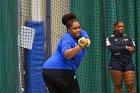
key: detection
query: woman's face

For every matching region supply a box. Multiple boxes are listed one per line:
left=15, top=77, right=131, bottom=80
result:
left=68, top=21, right=81, bottom=38
left=115, top=22, right=125, bottom=34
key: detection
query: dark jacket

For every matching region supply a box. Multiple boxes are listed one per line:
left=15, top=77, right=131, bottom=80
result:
left=106, top=33, right=135, bottom=65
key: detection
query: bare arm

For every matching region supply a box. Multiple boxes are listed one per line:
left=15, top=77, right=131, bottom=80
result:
left=64, top=45, right=82, bottom=60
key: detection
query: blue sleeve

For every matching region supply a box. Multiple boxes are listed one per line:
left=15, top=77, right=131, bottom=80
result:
left=106, top=37, right=126, bottom=52
left=80, top=30, right=89, bottom=38
left=61, top=38, right=73, bottom=56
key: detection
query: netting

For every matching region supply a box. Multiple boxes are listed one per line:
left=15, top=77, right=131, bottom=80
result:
left=51, top=1, right=69, bottom=50
left=1, top=0, right=140, bottom=93
left=17, top=0, right=46, bottom=93
left=0, top=0, right=18, bottom=93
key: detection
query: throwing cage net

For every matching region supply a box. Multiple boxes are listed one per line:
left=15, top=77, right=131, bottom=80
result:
left=0, top=0, right=140, bottom=93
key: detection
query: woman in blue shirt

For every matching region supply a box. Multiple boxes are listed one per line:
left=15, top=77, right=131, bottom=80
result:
left=42, top=13, right=90, bottom=93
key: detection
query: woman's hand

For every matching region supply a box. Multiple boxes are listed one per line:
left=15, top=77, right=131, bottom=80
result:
left=126, top=46, right=135, bottom=53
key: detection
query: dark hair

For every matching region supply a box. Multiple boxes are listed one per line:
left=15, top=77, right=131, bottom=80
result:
left=113, top=20, right=124, bottom=34
left=62, top=13, right=78, bottom=29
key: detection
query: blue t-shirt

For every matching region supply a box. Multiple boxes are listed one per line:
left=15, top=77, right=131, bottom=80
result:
left=43, top=30, right=89, bottom=71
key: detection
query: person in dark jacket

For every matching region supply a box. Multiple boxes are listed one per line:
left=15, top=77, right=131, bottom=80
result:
left=106, top=20, right=136, bottom=93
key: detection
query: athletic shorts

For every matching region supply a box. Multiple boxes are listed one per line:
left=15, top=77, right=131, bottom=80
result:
left=109, top=61, right=135, bottom=72
left=42, top=69, right=80, bottom=93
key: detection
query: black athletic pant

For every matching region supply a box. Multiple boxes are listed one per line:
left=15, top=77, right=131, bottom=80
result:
left=42, top=69, right=80, bottom=93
